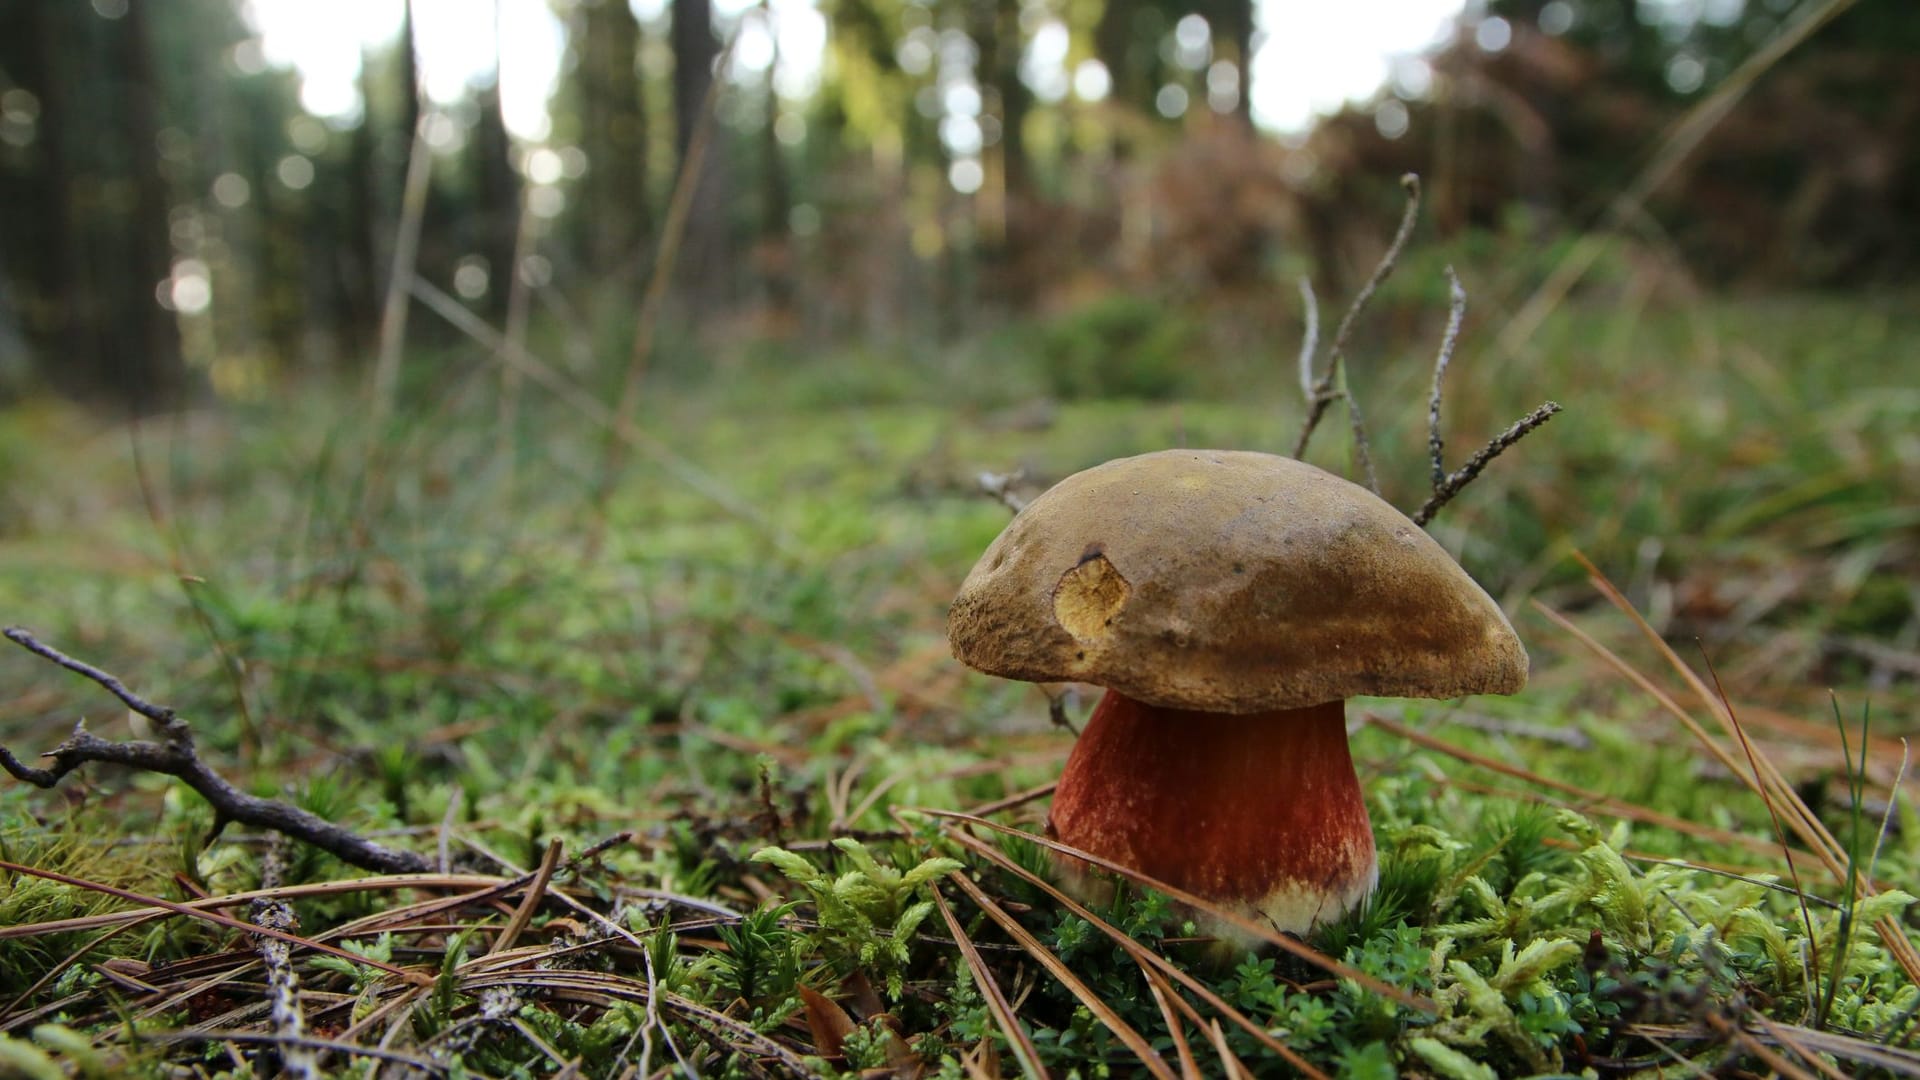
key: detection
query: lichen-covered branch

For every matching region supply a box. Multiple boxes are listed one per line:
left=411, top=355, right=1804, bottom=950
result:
left=2, top=627, right=434, bottom=875
left=1413, top=401, right=1563, bottom=527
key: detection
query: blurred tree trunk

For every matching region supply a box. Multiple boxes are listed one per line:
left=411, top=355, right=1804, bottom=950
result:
left=398, top=0, right=421, bottom=155
left=11, top=3, right=87, bottom=384
left=759, top=64, right=793, bottom=315
left=987, top=0, right=1029, bottom=193
left=344, top=53, right=383, bottom=356
left=1210, top=0, right=1253, bottom=125
left=975, top=0, right=1029, bottom=305
left=671, top=0, right=731, bottom=314
left=473, top=14, right=519, bottom=320
left=576, top=0, right=649, bottom=278
left=112, top=0, right=186, bottom=411
left=1095, top=0, right=1148, bottom=118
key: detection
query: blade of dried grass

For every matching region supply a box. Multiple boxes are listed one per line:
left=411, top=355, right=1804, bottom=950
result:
left=1138, top=963, right=1204, bottom=1080
left=1491, top=0, right=1860, bottom=363
left=1367, top=713, right=1781, bottom=858
left=1205, top=1019, right=1248, bottom=1080
left=1704, top=1012, right=1822, bottom=1080
left=931, top=888, right=1050, bottom=1080
left=944, top=870, right=1179, bottom=1080
left=1701, top=649, right=1823, bottom=1013
left=0, top=858, right=424, bottom=985
left=148, top=1029, right=446, bottom=1075
left=3, top=912, right=167, bottom=1020
left=0, top=872, right=521, bottom=940
left=930, top=817, right=1334, bottom=1078
left=1565, top=556, right=1836, bottom=861
left=490, top=837, right=563, bottom=956
left=1754, top=1015, right=1854, bottom=1080
left=918, top=807, right=1427, bottom=1013
left=964, top=779, right=1058, bottom=819
left=1564, top=554, right=1920, bottom=985
left=1758, top=1018, right=1920, bottom=1076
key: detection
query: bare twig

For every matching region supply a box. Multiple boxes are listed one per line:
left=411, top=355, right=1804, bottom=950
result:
left=2, top=628, right=434, bottom=876
left=1411, top=401, right=1561, bottom=526
left=4, top=627, right=177, bottom=726
left=1426, top=267, right=1468, bottom=490
left=1294, top=277, right=1319, bottom=402
left=370, top=109, right=436, bottom=431
left=1293, top=173, right=1421, bottom=463
left=1342, top=389, right=1379, bottom=494
left=978, top=469, right=1030, bottom=514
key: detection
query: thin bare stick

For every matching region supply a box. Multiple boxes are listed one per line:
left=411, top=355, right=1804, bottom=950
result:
left=594, top=28, right=742, bottom=541
left=1293, top=173, right=1421, bottom=460
left=1342, top=388, right=1379, bottom=493
left=1411, top=400, right=1561, bottom=526
left=499, top=165, right=538, bottom=454
left=978, top=469, right=1030, bottom=514
left=2, top=628, right=435, bottom=876
left=405, top=276, right=787, bottom=546
left=370, top=110, right=436, bottom=431
left=1426, top=267, right=1468, bottom=490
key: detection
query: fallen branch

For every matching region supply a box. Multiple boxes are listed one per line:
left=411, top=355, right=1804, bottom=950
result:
left=2, top=627, right=434, bottom=875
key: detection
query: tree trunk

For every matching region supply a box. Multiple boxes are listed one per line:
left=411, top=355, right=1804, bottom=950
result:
left=670, top=0, right=730, bottom=314
left=472, top=13, right=519, bottom=320
left=1211, top=0, right=1254, bottom=125
left=113, top=0, right=186, bottom=411
left=576, top=0, right=649, bottom=277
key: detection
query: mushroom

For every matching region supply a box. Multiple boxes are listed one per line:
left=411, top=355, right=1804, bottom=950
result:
left=948, top=449, right=1527, bottom=940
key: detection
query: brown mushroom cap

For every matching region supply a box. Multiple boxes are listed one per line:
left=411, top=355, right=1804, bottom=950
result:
left=949, top=449, right=1528, bottom=712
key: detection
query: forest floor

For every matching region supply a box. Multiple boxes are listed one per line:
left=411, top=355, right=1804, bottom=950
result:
left=1, top=285, right=1918, bottom=1077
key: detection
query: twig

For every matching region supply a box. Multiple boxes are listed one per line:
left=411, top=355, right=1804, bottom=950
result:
left=2, top=627, right=434, bottom=876
left=369, top=108, right=436, bottom=432
left=1294, top=278, right=1318, bottom=402
left=253, top=839, right=321, bottom=1080
left=978, top=469, right=1029, bottom=514
left=4, top=626, right=175, bottom=726
left=1293, top=173, right=1421, bottom=463
left=1426, top=267, right=1468, bottom=490
left=1411, top=401, right=1561, bottom=527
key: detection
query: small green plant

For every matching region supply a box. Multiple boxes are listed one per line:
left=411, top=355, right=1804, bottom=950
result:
left=751, top=839, right=961, bottom=998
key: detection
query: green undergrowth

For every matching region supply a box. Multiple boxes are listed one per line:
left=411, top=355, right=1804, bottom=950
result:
left=0, top=285, right=1916, bottom=1075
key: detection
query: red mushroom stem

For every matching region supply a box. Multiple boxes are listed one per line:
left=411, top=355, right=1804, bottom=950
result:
left=1046, top=691, right=1377, bottom=940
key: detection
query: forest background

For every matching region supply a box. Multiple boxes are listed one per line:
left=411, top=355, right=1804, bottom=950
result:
left=1, top=0, right=1919, bottom=1076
